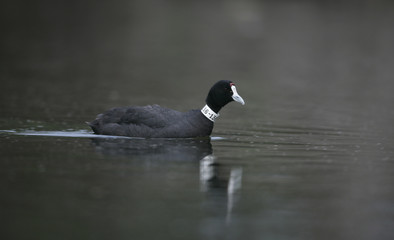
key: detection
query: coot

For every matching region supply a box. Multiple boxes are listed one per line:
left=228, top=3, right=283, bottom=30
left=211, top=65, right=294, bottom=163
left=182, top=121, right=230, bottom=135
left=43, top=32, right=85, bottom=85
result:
left=88, top=80, right=245, bottom=138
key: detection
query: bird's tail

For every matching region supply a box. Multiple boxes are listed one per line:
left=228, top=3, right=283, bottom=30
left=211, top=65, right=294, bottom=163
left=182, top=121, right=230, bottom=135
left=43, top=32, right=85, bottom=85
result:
left=86, top=120, right=99, bottom=134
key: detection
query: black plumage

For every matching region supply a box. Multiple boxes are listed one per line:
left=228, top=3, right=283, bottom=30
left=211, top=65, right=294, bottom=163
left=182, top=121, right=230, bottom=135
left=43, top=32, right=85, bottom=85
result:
left=88, top=80, right=245, bottom=138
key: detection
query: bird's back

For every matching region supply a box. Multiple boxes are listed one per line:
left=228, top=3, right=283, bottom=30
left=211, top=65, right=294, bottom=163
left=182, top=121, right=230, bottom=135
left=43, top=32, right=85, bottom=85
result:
left=89, top=104, right=213, bottom=138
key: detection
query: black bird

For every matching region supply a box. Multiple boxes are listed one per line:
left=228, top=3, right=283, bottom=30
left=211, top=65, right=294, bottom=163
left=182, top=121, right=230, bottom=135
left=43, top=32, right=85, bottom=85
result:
left=88, top=80, right=245, bottom=138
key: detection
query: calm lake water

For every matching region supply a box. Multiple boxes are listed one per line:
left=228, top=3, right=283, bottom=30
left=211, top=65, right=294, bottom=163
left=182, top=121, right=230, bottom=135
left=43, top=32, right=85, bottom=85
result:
left=1, top=1, right=394, bottom=240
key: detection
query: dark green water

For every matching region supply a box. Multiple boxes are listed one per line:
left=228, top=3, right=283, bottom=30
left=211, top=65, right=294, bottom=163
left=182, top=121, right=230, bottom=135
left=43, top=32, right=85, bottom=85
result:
left=1, top=1, right=394, bottom=240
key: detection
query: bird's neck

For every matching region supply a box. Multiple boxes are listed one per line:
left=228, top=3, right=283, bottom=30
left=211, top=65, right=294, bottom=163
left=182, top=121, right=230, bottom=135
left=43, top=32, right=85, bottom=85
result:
left=205, top=94, right=223, bottom=113
left=207, top=103, right=222, bottom=113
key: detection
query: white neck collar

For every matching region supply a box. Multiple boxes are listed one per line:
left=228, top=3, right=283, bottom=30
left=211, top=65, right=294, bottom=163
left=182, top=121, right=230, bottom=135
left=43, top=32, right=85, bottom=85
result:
left=201, top=105, right=219, bottom=122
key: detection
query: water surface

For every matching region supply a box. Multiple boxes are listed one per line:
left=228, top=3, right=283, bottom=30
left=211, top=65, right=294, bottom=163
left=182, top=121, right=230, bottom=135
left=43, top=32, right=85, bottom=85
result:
left=1, top=1, right=394, bottom=240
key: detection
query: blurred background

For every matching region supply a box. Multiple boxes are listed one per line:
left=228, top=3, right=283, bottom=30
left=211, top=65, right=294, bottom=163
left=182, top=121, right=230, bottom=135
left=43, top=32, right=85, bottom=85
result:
left=1, top=0, right=394, bottom=240
left=1, top=0, right=393, bottom=125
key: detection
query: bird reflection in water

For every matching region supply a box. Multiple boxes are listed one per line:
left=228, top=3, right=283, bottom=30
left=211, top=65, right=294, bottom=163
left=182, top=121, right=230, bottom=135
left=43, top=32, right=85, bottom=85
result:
left=200, top=155, right=243, bottom=223
left=91, top=137, right=242, bottom=223
left=90, top=137, right=212, bottom=161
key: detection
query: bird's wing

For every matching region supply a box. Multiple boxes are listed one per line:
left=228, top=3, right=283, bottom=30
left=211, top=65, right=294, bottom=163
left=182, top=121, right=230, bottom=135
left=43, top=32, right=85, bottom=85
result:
left=103, top=105, right=182, bottom=128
